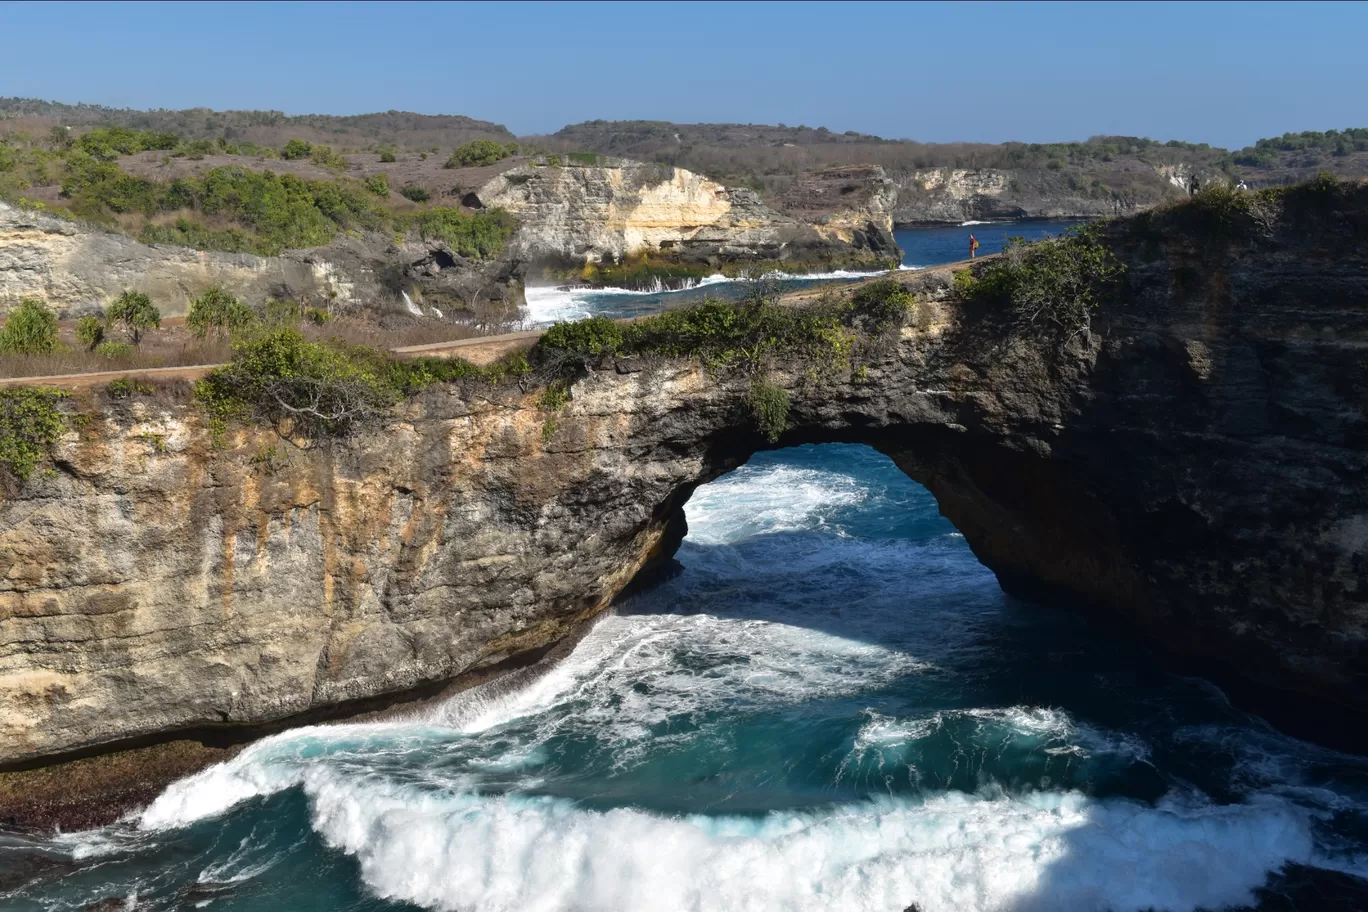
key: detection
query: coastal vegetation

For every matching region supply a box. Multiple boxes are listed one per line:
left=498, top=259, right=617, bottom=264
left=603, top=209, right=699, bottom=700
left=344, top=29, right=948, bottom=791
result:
left=0, top=300, right=60, bottom=355
left=952, top=225, right=1124, bottom=344
left=0, top=386, right=66, bottom=482
left=0, top=125, right=519, bottom=259
left=445, top=140, right=518, bottom=169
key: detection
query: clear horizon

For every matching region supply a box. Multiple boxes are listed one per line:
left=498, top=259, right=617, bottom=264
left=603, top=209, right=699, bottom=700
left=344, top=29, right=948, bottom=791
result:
left=1, top=0, right=1364, bottom=149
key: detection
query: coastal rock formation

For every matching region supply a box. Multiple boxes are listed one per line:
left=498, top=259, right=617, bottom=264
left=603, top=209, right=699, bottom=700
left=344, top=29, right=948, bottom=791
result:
left=0, top=201, right=525, bottom=319
left=1, top=188, right=1366, bottom=795
left=468, top=159, right=898, bottom=280
left=890, top=166, right=1151, bottom=223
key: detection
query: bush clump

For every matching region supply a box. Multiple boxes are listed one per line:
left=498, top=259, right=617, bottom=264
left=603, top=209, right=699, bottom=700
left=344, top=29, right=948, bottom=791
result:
left=0, top=299, right=60, bottom=355
left=399, top=184, right=430, bottom=203
left=848, top=279, right=915, bottom=333
left=75, top=315, right=105, bottom=350
left=187, top=287, right=257, bottom=338
left=281, top=139, right=312, bottom=161
left=76, top=127, right=179, bottom=161
left=445, top=140, right=517, bottom=169
left=364, top=173, right=389, bottom=197
left=953, top=226, right=1124, bottom=344
left=0, top=387, right=67, bottom=482
left=106, top=290, right=160, bottom=343
left=404, top=207, right=517, bottom=260
left=747, top=377, right=789, bottom=443
left=196, top=328, right=400, bottom=440
left=95, top=341, right=134, bottom=359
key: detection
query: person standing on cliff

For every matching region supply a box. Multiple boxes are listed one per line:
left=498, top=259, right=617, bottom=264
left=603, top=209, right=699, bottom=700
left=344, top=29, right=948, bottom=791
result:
left=969, top=234, right=980, bottom=259
left=1190, top=175, right=1201, bottom=196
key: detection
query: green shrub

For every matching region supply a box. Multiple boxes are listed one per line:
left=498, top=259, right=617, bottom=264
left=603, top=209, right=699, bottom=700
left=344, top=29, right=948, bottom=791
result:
left=378, top=146, right=397, bottom=163
left=179, top=139, right=215, bottom=161
left=187, top=287, right=257, bottom=338
left=106, top=290, right=160, bottom=343
left=76, top=127, right=179, bottom=161
left=281, top=139, right=312, bottom=160
left=364, top=173, right=389, bottom=197
left=75, top=315, right=105, bottom=350
left=106, top=377, right=134, bottom=397
left=445, top=140, right=516, bottom=169
left=536, top=316, right=623, bottom=369
left=305, top=307, right=331, bottom=325
left=309, top=144, right=347, bottom=171
left=95, top=341, right=134, bottom=359
left=567, top=152, right=600, bottom=166
left=0, top=387, right=67, bottom=482
left=848, top=279, right=914, bottom=333
left=954, top=226, right=1124, bottom=344
left=139, top=218, right=262, bottom=254
left=539, top=379, right=570, bottom=411
left=747, top=377, right=789, bottom=443
left=196, top=328, right=399, bottom=439
left=399, top=184, right=430, bottom=203
left=405, top=207, right=517, bottom=259
left=0, top=299, right=59, bottom=354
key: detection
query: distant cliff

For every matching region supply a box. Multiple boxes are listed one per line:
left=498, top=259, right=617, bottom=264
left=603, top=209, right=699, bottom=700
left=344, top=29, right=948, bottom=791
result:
left=468, top=159, right=899, bottom=285
left=0, top=201, right=524, bottom=320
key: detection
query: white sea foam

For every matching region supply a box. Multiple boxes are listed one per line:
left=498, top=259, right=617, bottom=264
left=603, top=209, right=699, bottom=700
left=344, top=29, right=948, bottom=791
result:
left=684, top=462, right=868, bottom=545
left=521, top=267, right=920, bottom=327
left=960, top=220, right=993, bottom=226
left=297, top=768, right=1317, bottom=912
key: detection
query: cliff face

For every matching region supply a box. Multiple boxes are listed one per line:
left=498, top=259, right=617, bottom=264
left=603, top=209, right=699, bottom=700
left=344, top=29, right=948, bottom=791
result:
left=469, top=160, right=898, bottom=280
left=890, top=166, right=1184, bottom=224
left=2, top=190, right=1366, bottom=780
left=0, top=202, right=525, bottom=319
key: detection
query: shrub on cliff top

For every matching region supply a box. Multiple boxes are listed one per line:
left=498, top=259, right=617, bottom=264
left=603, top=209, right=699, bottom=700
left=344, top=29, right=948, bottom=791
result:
left=0, top=387, right=67, bottom=483
left=196, top=328, right=399, bottom=440
left=404, top=207, right=517, bottom=260
left=75, top=315, right=105, bottom=350
left=747, top=377, right=789, bottom=443
left=0, top=299, right=60, bottom=355
left=533, top=293, right=861, bottom=379
left=187, top=287, right=257, bottom=338
left=106, top=290, right=161, bottom=344
left=445, top=140, right=517, bottom=169
left=954, top=225, right=1124, bottom=345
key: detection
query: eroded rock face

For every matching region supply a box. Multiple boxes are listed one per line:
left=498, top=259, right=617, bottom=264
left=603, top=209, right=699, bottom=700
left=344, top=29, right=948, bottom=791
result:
left=0, top=203, right=351, bottom=318
left=1, top=195, right=1366, bottom=770
left=471, top=160, right=897, bottom=279
left=0, top=202, right=524, bottom=319
left=891, top=166, right=1171, bottom=224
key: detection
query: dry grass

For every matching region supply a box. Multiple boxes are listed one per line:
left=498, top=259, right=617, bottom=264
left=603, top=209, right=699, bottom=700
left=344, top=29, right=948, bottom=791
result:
left=0, top=313, right=497, bottom=380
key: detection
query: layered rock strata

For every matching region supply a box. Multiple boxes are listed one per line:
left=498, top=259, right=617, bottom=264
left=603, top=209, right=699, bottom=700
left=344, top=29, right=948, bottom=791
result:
left=469, top=160, right=898, bottom=280
left=1, top=191, right=1365, bottom=793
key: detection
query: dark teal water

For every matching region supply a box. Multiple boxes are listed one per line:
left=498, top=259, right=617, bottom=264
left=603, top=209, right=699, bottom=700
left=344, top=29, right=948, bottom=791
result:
left=5, top=444, right=1368, bottom=911
left=523, top=219, right=1087, bottom=324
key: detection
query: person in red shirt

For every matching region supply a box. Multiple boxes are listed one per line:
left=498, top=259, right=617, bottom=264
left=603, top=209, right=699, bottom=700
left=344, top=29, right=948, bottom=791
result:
left=969, top=234, right=980, bottom=259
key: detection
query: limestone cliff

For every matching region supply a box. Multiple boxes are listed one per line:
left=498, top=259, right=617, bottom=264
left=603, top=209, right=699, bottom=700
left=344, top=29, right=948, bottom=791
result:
left=468, top=159, right=899, bottom=281
left=887, top=165, right=1223, bottom=224
left=2, top=187, right=1366, bottom=811
left=0, top=202, right=525, bottom=319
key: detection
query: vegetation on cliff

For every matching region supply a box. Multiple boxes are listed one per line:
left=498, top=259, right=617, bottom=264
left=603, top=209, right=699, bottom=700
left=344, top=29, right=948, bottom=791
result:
left=953, top=225, right=1125, bottom=344
left=0, top=387, right=66, bottom=483
left=1, top=129, right=519, bottom=259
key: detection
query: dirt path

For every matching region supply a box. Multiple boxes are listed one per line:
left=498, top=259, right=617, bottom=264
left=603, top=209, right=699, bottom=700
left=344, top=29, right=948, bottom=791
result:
left=0, top=261, right=977, bottom=391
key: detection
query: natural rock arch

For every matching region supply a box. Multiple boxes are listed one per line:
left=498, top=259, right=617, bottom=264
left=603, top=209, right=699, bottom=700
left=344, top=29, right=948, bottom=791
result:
left=2, top=202, right=1366, bottom=798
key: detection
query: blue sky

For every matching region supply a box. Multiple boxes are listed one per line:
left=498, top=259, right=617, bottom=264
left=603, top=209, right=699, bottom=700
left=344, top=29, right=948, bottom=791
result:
left=1, top=1, right=1363, bottom=149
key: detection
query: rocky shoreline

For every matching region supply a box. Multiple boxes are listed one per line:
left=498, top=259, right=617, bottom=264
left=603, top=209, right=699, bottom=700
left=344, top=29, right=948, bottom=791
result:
left=2, top=186, right=1366, bottom=832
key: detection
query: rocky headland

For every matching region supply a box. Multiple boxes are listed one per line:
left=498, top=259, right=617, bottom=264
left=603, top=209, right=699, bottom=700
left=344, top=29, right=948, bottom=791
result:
left=468, top=158, right=899, bottom=286
left=1, top=181, right=1364, bottom=827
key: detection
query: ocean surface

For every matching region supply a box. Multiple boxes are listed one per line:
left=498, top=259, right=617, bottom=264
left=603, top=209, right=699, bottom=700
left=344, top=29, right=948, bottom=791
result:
left=523, top=219, right=1087, bottom=325
left=6, top=444, right=1368, bottom=912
